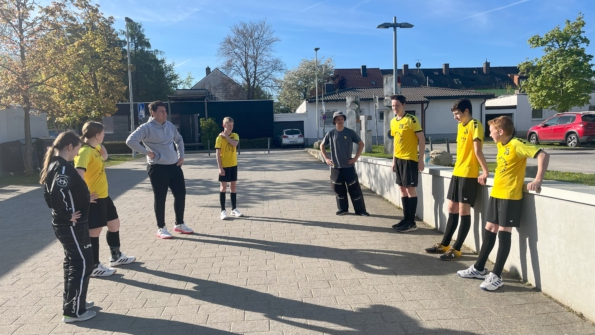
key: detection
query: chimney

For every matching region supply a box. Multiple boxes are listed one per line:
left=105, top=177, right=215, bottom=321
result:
left=206, top=66, right=211, bottom=76
left=361, top=65, right=367, bottom=77
left=403, top=64, right=409, bottom=76
left=483, top=60, right=490, bottom=74
left=442, top=63, right=449, bottom=75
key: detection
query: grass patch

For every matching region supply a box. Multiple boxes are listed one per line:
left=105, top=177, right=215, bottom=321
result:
left=482, top=140, right=593, bottom=150
left=361, top=145, right=393, bottom=159
left=104, top=154, right=145, bottom=167
left=485, top=163, right=595, bottom=186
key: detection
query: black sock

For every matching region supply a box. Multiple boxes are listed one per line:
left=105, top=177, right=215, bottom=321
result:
left=220, top=192, right=226, bottom=211
left=474, top=230, right=497, bottom=271
left=408, top=197, right=418, bottom=223
left=90, top=237, right=100, bottom=268
left=453, top=215, right=471, bottom=251
left=440, top=213, right=460, bottom=246
left=231, top=193, right=237, bottom=210
left=400, top=197, right=409, bottom=220
left=492, top=231, right=512, bottom=277
left=106, top=231, right=121, bottom=259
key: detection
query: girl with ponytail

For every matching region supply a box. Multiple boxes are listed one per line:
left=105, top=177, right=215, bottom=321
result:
left=41, top=131, right=97, bottom=322
left=74, top=122, right=135, bottom=278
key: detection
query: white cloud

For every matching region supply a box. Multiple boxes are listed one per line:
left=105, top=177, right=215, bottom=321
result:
left=456, top=0, right=530, bottom=22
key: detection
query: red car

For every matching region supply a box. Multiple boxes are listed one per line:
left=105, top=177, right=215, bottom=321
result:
left=527, top=112, right=595, bottom=147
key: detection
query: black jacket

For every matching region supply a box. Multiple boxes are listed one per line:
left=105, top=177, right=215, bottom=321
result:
left=43, top=156, right=90, bottom=225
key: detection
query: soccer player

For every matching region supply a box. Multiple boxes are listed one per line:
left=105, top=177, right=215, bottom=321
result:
left=457, top=116, right=549, bottom=291
left=216, top=117, right=244, bottom=220
left=425, top=99, right=489, bottom=260
left=389, top=95, right=425, bottom=232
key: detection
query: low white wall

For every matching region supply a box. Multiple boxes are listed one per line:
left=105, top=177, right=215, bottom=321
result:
left=306, top=149, right=595, bottom=323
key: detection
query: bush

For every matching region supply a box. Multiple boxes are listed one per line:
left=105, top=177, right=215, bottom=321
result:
left=104, top=141, right=132, bottom=154
left=200, top=117, right=220, bottom=149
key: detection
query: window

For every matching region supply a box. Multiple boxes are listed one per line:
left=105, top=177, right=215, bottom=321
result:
left=370, top=80, right=376, bottom=85
left=324, top=111, right=334, bottom=126
left=101, top=116, right=114, bottom=134
left=582, top=115, right=595, bottom=122
left=412, top=79, right=418, bottom=85
left=406, top=110, right=416, bottom=116
left=531, top=108, right=543, bottom=119
left=284, top=129, right=301, bottom=135
left=433, top=71, right=439, bottom=75
left=379, top=110, right=385, bottom=121
left=495, top=77, right=501, bottom=81
left=588, top=105, right=595, bottom=111
left=453, top=79, right=461, bottom=85
left=557, top=116, right=575, bottom=124
left=543, top=117, right=559, bottom=126
left=429, top=79, right=434, bottom=84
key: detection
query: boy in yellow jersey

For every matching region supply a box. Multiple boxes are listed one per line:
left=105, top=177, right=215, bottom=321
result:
left=425, top=99, right=489, bottom=260
left=215, top=117, right=243, bottom=220
left=458, top=116, right=549, bottom=291
left=389, top=95, right=426, bottom=233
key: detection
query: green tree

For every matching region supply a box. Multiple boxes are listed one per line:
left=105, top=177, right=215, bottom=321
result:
left=218, top=19, right=285, bottom=99
left=179, top=72, right=195, bottom=89
left=277, top=57, right=334, bottom=113
left=120, top=21, right=180, bottom=101
left=519, top=13, right=595, bottom=112
left=200, top=117, right=220, bottom=148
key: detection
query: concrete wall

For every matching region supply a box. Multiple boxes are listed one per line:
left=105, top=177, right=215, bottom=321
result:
left=0, top=107, right=49, bottom=144
left=306, top=148, right=595, bottom=323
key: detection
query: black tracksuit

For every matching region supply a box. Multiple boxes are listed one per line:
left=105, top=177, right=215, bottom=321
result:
left=43, top=157, right=93, bottom=317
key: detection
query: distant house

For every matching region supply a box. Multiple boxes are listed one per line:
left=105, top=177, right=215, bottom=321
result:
left=191, top=67, right=247, bottom=101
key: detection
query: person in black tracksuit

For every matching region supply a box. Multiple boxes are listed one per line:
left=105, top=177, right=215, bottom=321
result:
left=40, top=131, right=96, bottom=322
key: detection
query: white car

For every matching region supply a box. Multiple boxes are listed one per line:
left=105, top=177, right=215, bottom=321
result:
left=279, top=129, right=304, bottom=148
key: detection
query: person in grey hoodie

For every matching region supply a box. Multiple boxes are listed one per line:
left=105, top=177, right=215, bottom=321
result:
left=126, top=101, right=194, bottom=239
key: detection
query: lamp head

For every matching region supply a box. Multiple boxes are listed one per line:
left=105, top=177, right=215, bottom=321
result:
left=314, top=47, right=320, bottom=52
left=377, top=23, right=393, bottom=29
left=398, top=22, right=414, bottom=28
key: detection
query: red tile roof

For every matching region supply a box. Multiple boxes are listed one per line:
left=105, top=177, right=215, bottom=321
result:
left=333, top=68, right=383, bottom=88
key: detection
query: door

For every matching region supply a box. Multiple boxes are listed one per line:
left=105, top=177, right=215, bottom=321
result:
left=552, top=115, right=575, bottom=141
left=540, top=116, right=560, bottom=141
left=484, top=113, right=514, bottom=139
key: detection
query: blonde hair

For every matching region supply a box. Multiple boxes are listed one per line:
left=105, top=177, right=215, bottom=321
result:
left=488, top=116, right=514, bottom=136
left=222, top=117, right=234, bottom=124
left=39, top=132, right=82, bottom=184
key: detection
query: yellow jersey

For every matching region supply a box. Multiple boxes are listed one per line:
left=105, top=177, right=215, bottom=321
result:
left=215, top=133, right=239, bottom=168
left=74, top=144, right=108, bottom=198
left=390, top=114, right=423, bottom=161
left=491, top=138, right=541, bottom=200
left=453, top=119, right=484, bottom=178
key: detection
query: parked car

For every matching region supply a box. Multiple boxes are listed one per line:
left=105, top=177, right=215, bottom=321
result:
left=279, top=129, right=304, bottom=148
left=527, top=112, right=595, bottom=147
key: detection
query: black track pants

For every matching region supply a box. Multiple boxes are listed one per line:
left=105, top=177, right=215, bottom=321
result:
left=53, top=222, right=93, bottom=317
left=147, top=164, right=186, bottom=228
left=330, top=167, right=366, bottom=212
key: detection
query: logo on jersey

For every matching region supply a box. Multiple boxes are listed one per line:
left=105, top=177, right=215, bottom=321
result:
left=56, top=174, right=69, bottom=187
left=504, top=148, right=510, bottom=155
left=344, top=136, right=347, bottom=139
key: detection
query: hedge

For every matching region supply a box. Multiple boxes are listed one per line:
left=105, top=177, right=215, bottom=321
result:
left=238, top=138, right=271, bottom=149
left=104, top=138, right=273, bottom=153
left=103, top=141, right=132, bottom=154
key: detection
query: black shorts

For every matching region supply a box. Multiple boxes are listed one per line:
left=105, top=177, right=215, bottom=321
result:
left=486, top=197, right=523, bottom=227
left=447, top=176, right=478, bottom=207
left=88, top=197, right=119, bottom=229
left=394, top=158, right=419, bottom=187
left=219, top=166, right=238, bottom=182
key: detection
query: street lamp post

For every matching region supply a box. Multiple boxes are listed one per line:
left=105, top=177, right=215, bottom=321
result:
left=125, top=17, right=135, bottom=157
left=314, top=47, right=320, bottom=141
left=377, top=17, right=413, bottom=95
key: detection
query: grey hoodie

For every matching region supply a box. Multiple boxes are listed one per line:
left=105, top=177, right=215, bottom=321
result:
left=126, top=117, right=185, bottom=165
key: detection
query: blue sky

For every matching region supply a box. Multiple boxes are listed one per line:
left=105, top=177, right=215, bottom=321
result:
left=97, top=0, right=594, bottom=83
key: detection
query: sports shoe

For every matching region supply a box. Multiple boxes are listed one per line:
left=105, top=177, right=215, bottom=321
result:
left=109, top=253, right=136, bottom=267
left=62, top=310, right=96, bottom=323
left=230, top=209, right=244, bottom=217
left=220, top=210, right=228, bottom=220
left=392, top=219, right=407, bottom=229
left=336, top=209, right=348, bottom=215
left=480, top=272, right=504, bottom=291
left=86, top=301, right=94, bottom=309
left=396, top=222, right=418, bottom=233
left=457, top=265, right=488, bottom=279
left=355, top=211, right=370, bottom=216
left=91, top=263, right=116, bottom=277
left=440, top=248, right=462, bottom=261
left=156, top=227, right=173, bottom=239
left=173, top=223, right=194, bottom=234
left=425, top=243, right=449, bottom=254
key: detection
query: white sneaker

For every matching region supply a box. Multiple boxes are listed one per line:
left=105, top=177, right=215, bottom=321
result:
left=231, top=208, right=243, bottom=217
left=220, top=210, right=228, bottom=220
left=91, top=263, right=116, bottom=277
left=156, top=227, right=173, bottom=239
left=109, top=253, right=136, bottom=267
left=457, top=265, right=488, bottom=279
left=480, top=272, right=504, bottom=291
left=173, top=223, right=194, bottom=234
left=62, top=310, right=96, bottom=323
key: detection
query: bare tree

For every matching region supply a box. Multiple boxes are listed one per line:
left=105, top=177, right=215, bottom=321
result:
left=218, top=19, right=285, bottom=100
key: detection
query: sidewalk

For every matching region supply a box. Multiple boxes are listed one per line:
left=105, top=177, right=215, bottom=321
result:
left=0, top=151, right=593, bottom=334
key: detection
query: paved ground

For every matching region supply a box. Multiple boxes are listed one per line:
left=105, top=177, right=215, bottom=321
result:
left=430, top=143, right=595, bottom=174
left=1, top=151, right=594, bottom=335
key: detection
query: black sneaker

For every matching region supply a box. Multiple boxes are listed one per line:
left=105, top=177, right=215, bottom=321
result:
left=355, top=211, right=370, bottom=216
left=392, top=219, right=407, bottom=229
left=336, top=209, right=348, bottom=215
left=397, top=222, right=418, bottom=233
